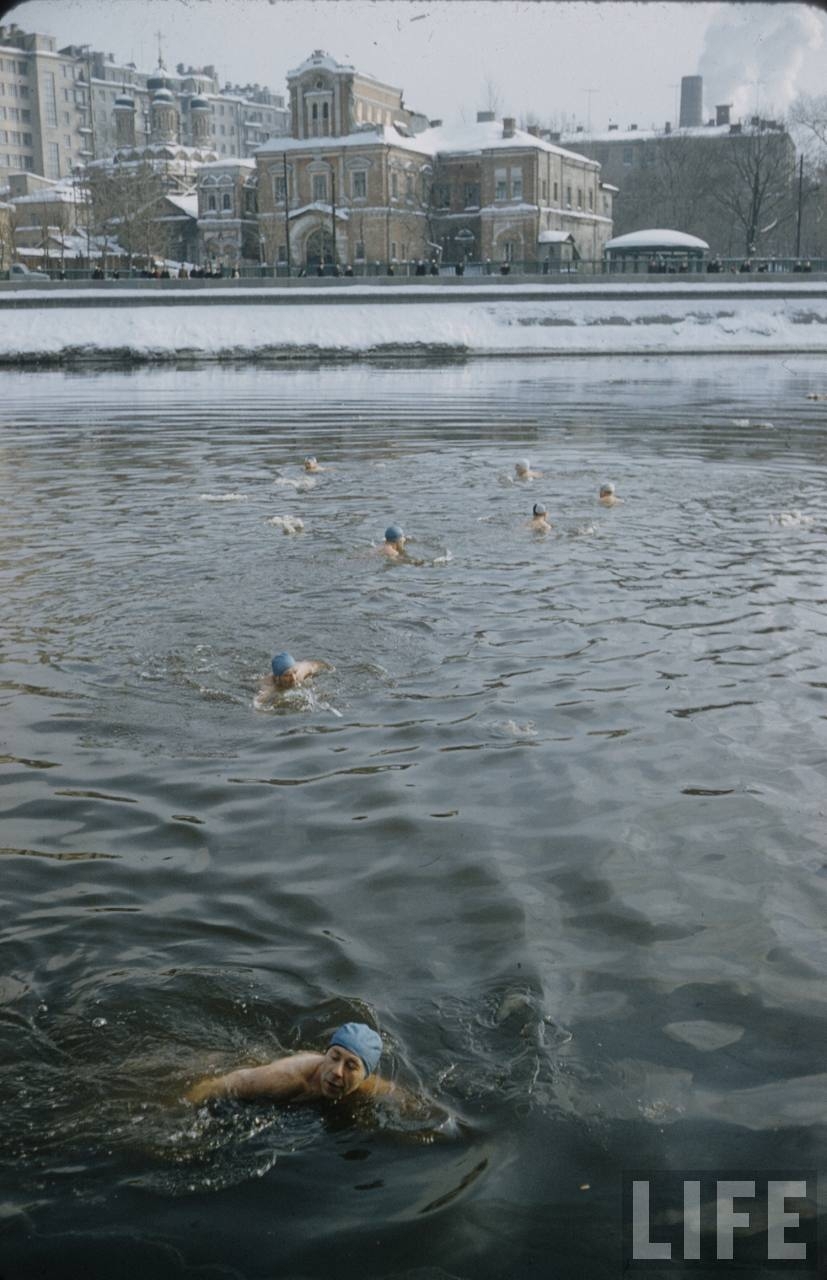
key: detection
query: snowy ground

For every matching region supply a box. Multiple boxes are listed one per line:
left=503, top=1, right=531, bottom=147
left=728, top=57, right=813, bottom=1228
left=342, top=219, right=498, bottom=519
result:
left=1, top=282, right=825, bottom=361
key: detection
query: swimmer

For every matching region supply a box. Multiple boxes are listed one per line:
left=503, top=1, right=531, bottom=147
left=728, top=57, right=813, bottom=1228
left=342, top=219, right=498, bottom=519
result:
left=515, top=458, right=542, bottom=480
left=256, top=650, right=325, bottom=703
left=598, top=482, right=623, bottom=507
left=303, top=455, right=323, bottom=472
left=378, top=524, right=408, bottom=558
left=528, top=502, right=552, bottom=533
left=186, top=1023, right=391, bottom=1106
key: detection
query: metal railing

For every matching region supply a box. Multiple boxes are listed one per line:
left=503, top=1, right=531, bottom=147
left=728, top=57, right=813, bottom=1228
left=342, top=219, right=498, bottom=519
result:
left=3, top=257, right=825, bottom=283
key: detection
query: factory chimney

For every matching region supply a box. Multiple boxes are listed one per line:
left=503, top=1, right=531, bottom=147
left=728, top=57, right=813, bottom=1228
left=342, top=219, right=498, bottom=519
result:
left=679, top=75, right=703, bottom=128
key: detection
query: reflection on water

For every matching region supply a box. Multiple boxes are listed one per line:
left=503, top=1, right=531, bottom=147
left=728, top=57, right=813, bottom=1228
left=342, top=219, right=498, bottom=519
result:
left=1, top=356, right=826, bottom=1278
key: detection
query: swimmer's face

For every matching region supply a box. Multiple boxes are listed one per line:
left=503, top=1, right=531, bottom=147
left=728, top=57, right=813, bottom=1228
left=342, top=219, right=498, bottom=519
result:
left=304, top=458, right=318, bottom=472
left=319, top=1045, right=367, bottom=1099
left=275, top=666, right=298, bottom=687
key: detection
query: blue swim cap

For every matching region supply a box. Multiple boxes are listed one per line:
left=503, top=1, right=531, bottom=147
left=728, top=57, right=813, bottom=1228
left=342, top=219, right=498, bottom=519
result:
left=328, top=1022, right=383, bottom=1076
left=533, top=503, right=547, bottom=517
left=271, top=651, right=296, bottom=677
left=385, top=524, right=404, bottom=543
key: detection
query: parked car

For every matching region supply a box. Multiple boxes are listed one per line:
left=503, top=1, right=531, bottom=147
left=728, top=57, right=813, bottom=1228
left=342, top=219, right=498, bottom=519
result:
left=9, top=262, right=49, bottom=280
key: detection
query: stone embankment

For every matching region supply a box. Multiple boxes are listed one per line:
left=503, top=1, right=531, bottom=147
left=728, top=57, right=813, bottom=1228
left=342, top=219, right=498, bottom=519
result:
left=1, top=277, right=825, bottom=363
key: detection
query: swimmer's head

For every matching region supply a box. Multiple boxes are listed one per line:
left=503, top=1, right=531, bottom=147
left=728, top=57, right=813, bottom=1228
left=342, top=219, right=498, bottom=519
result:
left=271, top=651, right=296, bottom=678
left=600, top=482, right=615, bottom=497
left=304, top=455, right=318, bottom=470
left=532, top=503, right=548, bottom=518
left=328, top=1022, right=383, bottom=1078
left=515, top=459, right=531, bottom=477
left=385, top=524, right=405, bottom=545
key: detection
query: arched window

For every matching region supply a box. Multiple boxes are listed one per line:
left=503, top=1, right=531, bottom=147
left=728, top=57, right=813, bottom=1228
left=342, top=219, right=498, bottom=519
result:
left=222, top=193, right=231, bottom=211
left=207, top=194, right=216, bottom=211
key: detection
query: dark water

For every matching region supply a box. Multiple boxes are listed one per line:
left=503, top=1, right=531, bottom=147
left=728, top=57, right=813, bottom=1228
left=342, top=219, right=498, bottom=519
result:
left=1, top=356, right=826, bottom=1279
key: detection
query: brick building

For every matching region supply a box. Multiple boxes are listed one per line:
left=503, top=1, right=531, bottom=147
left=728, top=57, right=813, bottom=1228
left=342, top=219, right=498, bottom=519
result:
left=255, top=51, right=612, bottom=271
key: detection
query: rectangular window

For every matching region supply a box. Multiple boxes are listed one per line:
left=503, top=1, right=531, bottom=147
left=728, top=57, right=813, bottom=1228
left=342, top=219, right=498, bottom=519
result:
left=588, top=190, right=593, bottom=209
left=623, top=147, right=633, bottom=166
left=23, top=155, right=33, bottom=170
left=47, top=139, right=60, bottom=178
left=390, top=241, right=397, bottom=259
left=64, top=111, right=71, bottom=125
left=0, top=130, right=5, bottom=143
left=19, top=85, right=27, bottom=97
left=9, top=107, right=19, bottom=121
left=541, top=179, right=548, bottom=202
left=510, top=167, right=522, bottom=200
left=405, top=172, right=413, bottom=198
left=64, top=134, right=71, bottom=147
left=602, top=195, right=609, bottom=214
left=400, top=242, right=407, bottom=260
left=8, top=83, right=16, bottom=97
left=553, top=181, right=558, bottom=202
left=18, top=61, right=27, bottom=75
left=576, top=188, right=582, bottom=209
left=463, top=182, right=479, bottom=207
left=390, top=172, right=398, bottom=198
left=312, top=173, right=327, bottom=201
left=355, top=240, right=365, bottom=260
left=352, top=170, right=366, bottom=199
left=44, top=72, right=57, bottom=127
left=495, top=167, right=507, bottom=201
left=434, top=183, right=450, bottom=208
left=566, top=184, right=572, bottom=206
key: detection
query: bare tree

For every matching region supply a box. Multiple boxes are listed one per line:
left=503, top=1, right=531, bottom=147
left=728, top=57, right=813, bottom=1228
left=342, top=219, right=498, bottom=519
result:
left=84, top=162, right=166, bottom=270
left=790, top=93, right=827, bottom=154
left=708, top=126, right=796, bottom=256
left=0, top=200, right=20, bottom=270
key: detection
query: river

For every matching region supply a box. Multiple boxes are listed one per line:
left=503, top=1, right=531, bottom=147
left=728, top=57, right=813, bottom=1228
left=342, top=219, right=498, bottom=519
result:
left=1, top=355, right=826, bottom=1278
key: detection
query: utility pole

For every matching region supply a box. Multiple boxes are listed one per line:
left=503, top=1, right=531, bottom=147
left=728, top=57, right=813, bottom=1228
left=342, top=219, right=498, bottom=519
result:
left=282, top=151, right=290, bottom=276
left=795, top=152, right=804, bottom=259
left=331, top=166, right=336, bottom=267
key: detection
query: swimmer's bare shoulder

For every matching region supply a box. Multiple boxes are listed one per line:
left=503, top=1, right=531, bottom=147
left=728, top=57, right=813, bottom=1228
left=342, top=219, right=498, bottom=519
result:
left=185, top=1051, right=323, bottom=1105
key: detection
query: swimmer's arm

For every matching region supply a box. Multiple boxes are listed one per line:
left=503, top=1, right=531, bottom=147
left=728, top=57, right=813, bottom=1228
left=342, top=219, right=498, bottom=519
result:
left=185, top=1060, right=304, bottom=1105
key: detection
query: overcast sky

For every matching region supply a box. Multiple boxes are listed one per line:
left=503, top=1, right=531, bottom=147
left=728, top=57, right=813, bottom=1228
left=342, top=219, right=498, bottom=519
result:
left=7, top=0, right=825, bottom=132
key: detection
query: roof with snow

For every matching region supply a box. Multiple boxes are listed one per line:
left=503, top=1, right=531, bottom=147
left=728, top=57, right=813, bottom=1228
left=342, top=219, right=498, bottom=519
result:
left=198, top=158, right=256, bottom=172
left=538, top=231, right=576, bottom=244
left=257, top=119, right=596, bottom=166
left=164, top=194, right=199, bottom=218
left=604, top=229, right=709, bottom=251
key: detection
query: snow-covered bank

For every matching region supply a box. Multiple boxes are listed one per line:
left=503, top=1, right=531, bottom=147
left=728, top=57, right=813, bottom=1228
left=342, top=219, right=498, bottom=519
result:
left=2, top=283, right=826, bottom=362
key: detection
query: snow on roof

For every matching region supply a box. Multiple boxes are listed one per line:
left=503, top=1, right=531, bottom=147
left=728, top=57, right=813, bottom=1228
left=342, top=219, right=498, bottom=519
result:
left=165, top=194, right=199, bottom=218
left=605, top=229, right=709, bottom=251
left=420, top=119, right=598, bottom=164
left=562, top=124, right=734, bottom=145
left=287, top=50, right=353, bottom=78
left=12, top=188, right=79, bottom=205
left=198, top=157, right=256, bottom=171
left=257, top=119, right=596, bottom=165
left=538, top=230, right=575, bottom=244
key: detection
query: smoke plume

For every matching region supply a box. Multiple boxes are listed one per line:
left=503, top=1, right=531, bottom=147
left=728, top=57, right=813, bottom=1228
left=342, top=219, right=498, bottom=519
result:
left=698, top=3, right=824, bottom=121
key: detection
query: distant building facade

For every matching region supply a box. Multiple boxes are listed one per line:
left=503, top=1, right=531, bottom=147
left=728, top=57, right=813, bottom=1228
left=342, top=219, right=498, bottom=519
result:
left=561, top=90, right=796, bottom=256
left=197, top=158, right=259, bottom=265
left=255, top=50, right=612, bottom=270
left=0, top=21, right=289, bottom=184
